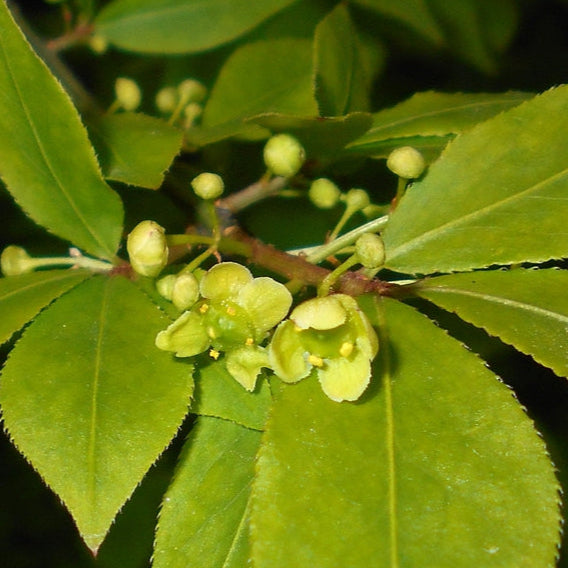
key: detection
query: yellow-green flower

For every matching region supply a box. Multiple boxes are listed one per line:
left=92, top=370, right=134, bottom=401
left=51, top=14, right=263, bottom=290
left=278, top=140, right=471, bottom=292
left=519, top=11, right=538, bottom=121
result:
left=268, top=294, right=378, bottom=402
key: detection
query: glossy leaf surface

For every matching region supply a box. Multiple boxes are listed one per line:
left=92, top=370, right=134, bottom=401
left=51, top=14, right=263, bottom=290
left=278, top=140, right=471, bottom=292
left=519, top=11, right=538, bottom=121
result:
left=200, top=38, right=317, bottom=142
left=0, top=276, right=193, bottom=552
left=346, top=91, right=531, bottom=158
left=415, top=268, right=568, bottom=378
left=0, top=1, right=123, bottom=260
left=0, top=270, right=91, bottom=345
left=383, top=86, right=568, bottom=274
left=313, top=3, right=369, bottom=116
left=191, top=361, right=271, bottom=431
left=153, top=417, right=261, bottom=568
left=89, top=113, right=183, bottom=189
left=95, top=0, right=299, bottom=54
left=251, top=298, right=560, bottom=567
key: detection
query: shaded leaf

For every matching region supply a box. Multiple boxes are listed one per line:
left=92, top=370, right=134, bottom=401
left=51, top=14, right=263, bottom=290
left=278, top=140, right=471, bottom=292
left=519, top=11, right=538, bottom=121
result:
left=95, top=0, right=300, bottom=54
left=0, top=1, right=123, bottom=260
left=251, top=297, right=560, bottom=567
left=88, top=113, right=183, bottom=189
left=153, top=417, right=261, bottom=568
left=351, top=0, right=444, bottom=46
left=191, top=361, right=271, bottom=431
left=313, top=3, right=370, bottom=116
left=0, top=269, right=91, bottom=346
left=383, top=86, right=568, bottom=274
left=0, top=276, right=193, bottom=552
left=199, top=38, right=318, bottom=142
left=346, top=91, right=531, bottom=158
left=248, top=112, right=372, bottom=158
left=414, top=268, right=568, bottom=378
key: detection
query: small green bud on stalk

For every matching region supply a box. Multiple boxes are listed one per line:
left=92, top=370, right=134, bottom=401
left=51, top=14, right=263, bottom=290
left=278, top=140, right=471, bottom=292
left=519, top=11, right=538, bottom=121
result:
left=155, top=87, right=178, bottom=113
left=355, top=233, right=385, bottom=269
left=263, top=134, right=306, bottom=178
left=1, top=245, right=33, bottom=276
left=387, top=146, right=426, bottom=179
left=183, top=103, right=203, bottom=127
left=127, top=220, right=168, bottom=277
left=191, top=172, right=224, bottom=200
left=309, top=178, right=341, bottom=209
left=171, top=273, right=200, bottom=310
left=89, top=35, right=108, bottom=54
left=344, top=188, right=370, bottom=211
left=115, top=77, right=142, bottom=111
left=156, top=274, right=177, bottom=300
left=178, top=79, right=207, bottom=104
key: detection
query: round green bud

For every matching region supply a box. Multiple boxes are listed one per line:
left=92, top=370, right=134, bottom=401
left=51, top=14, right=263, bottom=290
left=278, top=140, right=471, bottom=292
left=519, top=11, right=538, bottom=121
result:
left=309, top=178, right=341, bottom=209
left=191, top=172, right=224, bottom=200
left=115, top=77, right=141, bottom=112
left=263, top=134, right=306, bottom=178
left=355, top=233, right=385, bottom=269
left=171, top=273, right=200, bottom=310
left=178, top=79, right=207, bottom=104
left=89, top=34, right=108, bottom=54
left=199, top=262, right=253, bottom=301
left=386, top=146, right=426, bottom=179
left=156, top=274, right=176, bottom=300
left=344, top=188, right=370, bottom=211
left=155, top=86, right=178, bottom=113
left=1, top=245, right=33, bottom=276
left=127, top=220, right=168, bottom=278
left=184, top=102, right=202, bottom=126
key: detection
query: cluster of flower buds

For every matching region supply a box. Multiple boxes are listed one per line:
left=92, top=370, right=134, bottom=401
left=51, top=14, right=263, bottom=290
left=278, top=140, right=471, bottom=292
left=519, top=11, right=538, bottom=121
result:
left=155, top=78, right=208, bottom=128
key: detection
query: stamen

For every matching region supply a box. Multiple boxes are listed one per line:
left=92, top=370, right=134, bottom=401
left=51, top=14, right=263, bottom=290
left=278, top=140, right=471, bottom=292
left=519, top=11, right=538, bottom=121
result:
left=307, top=354, right=324, bottom=367
left=339, top=342, right=354, bottom=358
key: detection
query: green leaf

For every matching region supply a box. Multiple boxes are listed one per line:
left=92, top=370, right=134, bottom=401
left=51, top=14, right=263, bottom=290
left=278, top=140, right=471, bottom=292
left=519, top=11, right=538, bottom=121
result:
left=313, top=3, right=370, bottom=116
left=414, top=268, right=568, bottom=378
left=248, top=112, right=372, bottom=158
left=95, top=0, right=300, bottom=54
left=346, top=91, right=531, bottom=158
left=191, top=361, right=271, bottom=431
left=88, top=113, right=183, bottom=189
left=251, top=298, right=560, bottom=567
left=0, top=269, right=91, bottom=346
left=383, top=86, right=568, bottom=274
left=199, top=38, right=318, bottom=142
left=0, top=276, right=193, bottom=552
left=351, top=0, right=444, bottom=46
left=0, top=1, right=123, bottom=260
left=153, top=417, right=262, bottom=568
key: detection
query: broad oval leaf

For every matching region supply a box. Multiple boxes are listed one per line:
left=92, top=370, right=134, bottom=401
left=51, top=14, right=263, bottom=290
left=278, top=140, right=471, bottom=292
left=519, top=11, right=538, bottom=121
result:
left=191, top=361, right=271, bottom=431
left=199, top=38, right=318, bottom=142
left=414, top=268, right=568, bottom=378
left=346, top=91, right=531, bottom=158
left=313, top=3, right=370, bottom=116
left=88, top=113, right=183, bottom=189
left=0, top=276, right=193, bottom=552
left=153, top=417, right=261, bottom=568
left=0, top=1, right=123, bottom=260
left=0, top=269, right=91, bottom=346
left=251, top=298, right=560, bottom=567
left=383, top=86, right=568, bottom=274
left=95, top=0, right=299, bottom=54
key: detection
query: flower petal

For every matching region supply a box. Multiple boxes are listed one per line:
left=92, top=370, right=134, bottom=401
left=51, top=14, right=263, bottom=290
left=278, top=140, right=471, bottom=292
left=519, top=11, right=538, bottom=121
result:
left=155, top=311, right=210, bottom=357
left=268, top=320, right=311, bottom=383
left=237, top=277, right=292, bottom=335
left=199, top=262, right=253, bottom=301
left=317, top=349, right=372, bottom=402
left=225, top=345, right=269, bottom=391
left=291, top=295, right=347, bottom=330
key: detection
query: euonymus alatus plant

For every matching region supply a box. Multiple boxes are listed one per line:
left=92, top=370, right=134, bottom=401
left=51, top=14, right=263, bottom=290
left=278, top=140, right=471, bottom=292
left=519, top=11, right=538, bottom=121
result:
left=1, top=0, right=567, bottom=566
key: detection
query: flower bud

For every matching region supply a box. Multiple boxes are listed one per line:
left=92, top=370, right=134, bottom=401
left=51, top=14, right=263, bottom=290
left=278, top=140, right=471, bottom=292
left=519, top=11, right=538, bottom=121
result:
left=127, top=220, right=168, bottom=277
left=89, top=34, right=108, bottom=54
left=191, top=172, right=224, bottom=200
left=171, top=273, right=200, bottom=310
left=178, top=79, right=207, bottom=104
left=156, top=274, right=177, bottom=300
left=344, top=188, right=370, bottom=211
left=1, top=245, right=33, bottom=276
left=184, top=102, right=203, bottom=126
left=355, top=233, right=385, bottom=269
left=115, top=77, right=141, bottom=112
left=309, top=178, right=341, bottom=209
left=155, top=86, right=178, bottom=113
left=263, top=134, right=305, bottom=178
left=387, top=146, right=426, bottom=179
